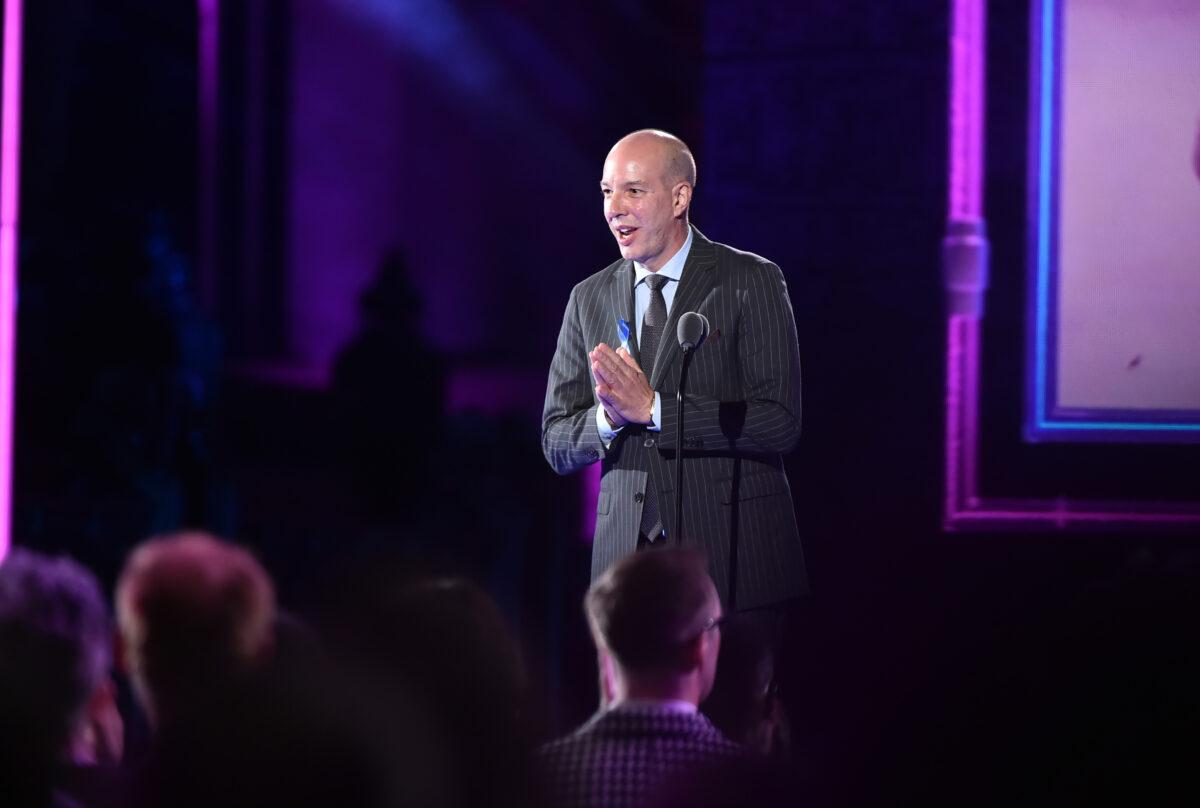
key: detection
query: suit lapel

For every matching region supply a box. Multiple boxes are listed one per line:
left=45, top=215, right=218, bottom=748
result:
left=650, top=227, right=717, bottom=390
left=607, top=260, right=638, bottom=358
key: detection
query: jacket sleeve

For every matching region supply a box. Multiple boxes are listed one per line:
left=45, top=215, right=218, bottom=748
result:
left=541, top=287, right=608, bottom=475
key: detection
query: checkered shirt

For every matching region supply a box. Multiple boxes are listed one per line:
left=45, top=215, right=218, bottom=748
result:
left=536, top=705, right=746, bottom=808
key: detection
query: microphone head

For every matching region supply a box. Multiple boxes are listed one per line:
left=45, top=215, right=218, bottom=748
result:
left=677, top=312, right=710, bottom=351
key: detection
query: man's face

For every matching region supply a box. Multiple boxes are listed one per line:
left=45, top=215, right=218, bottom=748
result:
left=601, top=140, right=688, bottom=271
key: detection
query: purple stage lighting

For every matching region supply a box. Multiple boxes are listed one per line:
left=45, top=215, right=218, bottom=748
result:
left=0, top=0, right=23, bottom=562
left=197, top=0, right=219, bottom=311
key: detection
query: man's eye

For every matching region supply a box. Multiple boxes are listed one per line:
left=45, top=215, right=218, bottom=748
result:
left=629, top=189, right=642, bottom=195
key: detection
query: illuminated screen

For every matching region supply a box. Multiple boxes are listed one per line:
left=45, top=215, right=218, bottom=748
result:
left=1027, top=0, right=1200, bottom=441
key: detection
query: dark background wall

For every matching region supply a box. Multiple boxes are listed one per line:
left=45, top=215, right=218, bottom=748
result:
left=10, top=0, right=1199, bottom=792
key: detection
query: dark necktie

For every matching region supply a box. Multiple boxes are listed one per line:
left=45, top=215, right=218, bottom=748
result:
left=638, top=273, right=669, bottom=542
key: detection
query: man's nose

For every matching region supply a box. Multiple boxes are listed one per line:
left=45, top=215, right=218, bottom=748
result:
left=606, top=196, right=624, bottom=218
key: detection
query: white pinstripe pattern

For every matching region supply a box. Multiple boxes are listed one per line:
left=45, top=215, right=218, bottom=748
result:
left=542, top=227, right=808, bottom=610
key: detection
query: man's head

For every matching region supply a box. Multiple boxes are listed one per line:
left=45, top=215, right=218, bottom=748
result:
left=601, top=129, right=696, bottom=271
left=585, top=548, right=722, bottom=705
left=116, top=531, right=275, bottom=727
left=0, top=549, right=113, bottom=779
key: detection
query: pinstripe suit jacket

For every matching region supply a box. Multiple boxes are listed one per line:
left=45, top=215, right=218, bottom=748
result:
left=541, top=226, right=808, bottom=610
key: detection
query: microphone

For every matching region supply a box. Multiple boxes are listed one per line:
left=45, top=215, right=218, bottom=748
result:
left=677, top=312, right=709, bottom=351
left=673, top=311, right=708, bottom=546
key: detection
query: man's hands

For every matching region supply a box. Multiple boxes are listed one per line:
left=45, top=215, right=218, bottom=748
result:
left=590, top=342, right=654, bottom=428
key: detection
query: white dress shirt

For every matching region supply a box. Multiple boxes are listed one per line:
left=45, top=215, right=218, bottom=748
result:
left=596, top=227, right=694, bottom=442
left=609, top=698, right=697, bottom=715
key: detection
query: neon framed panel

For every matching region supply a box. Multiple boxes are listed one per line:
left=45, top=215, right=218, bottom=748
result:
left=942, top=0, right=1200, bottom=531
left=1025, top=0, right=1200, bottom=443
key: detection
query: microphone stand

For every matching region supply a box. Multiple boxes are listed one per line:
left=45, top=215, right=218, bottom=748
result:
left=674, top=346, right=697, bottom=546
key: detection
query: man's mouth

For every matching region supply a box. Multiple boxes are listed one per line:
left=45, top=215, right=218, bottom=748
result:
left=614, top=226, right=638, bottom=245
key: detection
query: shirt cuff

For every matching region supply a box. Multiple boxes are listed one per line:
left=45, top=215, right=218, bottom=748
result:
left=596, top=404, right=621, bottom=444
left=648, top=392, right=662, bottom=432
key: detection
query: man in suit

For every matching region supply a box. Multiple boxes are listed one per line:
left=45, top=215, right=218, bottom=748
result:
left=541, top=129, right=807, bottom=612
left=537, top=548, right=744, bottom=808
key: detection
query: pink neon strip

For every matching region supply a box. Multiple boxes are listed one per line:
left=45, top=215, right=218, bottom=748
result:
left=944, top=315, right=970, bottom=523
left=960, top=315, right=980, bottom=508
left=950, top=508, right=1200, bottom=526
left=944, top=315, right=983, bottom=527
left=948, top=0, right=985, bottom=220
left=944, top=317, right=964, bottom=524
left=0, top=0, right=24, bottom=562
left=196, top=0, right=218, bottom=311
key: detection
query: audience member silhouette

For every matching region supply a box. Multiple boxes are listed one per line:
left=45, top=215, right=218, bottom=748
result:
left=115, top=531, right=275, bottom=731
left=332, top=250, right=445, bottom=524
left=700, top=612, right=790, bottom=757
left=323, top=565, right=536, bottom=808
left=116, top=532, right=434, bottom=808
left=538, top=549, right=744, bottom=808
left=0, top=548, right=121, bottom=808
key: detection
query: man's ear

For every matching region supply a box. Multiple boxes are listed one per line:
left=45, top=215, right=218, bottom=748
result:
left=598, top=648, right=617, bottom=706
left=673, top=182, right=692, bottom=217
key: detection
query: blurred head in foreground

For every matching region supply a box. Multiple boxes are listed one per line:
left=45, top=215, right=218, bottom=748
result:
left=0, top=548, right=120, bottom=799
left=116, top=531, right=275, bottom=728
left=586, top=547, right=723, bottom=707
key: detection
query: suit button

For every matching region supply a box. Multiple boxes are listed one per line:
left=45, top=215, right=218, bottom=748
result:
left=634, top=492, right=644, bottom=503
left=644, top=437, right=656, bottom=448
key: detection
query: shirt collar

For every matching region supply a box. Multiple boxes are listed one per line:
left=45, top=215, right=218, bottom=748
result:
left=609, top=698, right=698, bottom=715
left=634, top=226, right=693, bottom=287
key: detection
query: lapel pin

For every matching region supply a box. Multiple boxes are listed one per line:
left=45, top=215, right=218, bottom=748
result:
left=617, top=318, right=631, bottom=352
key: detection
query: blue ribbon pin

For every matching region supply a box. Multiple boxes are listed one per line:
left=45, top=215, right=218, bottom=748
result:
left=617, top=318, right=631, bottom=353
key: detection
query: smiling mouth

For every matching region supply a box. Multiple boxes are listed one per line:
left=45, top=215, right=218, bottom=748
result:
left=614, top=226, right=638, bottom=243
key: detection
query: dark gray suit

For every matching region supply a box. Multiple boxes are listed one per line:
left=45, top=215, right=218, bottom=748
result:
left=541, top=226, right=808, bottom=610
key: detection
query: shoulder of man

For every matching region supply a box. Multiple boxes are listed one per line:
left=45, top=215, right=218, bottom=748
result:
left=535, top=711, right=606, bottom=761
left=684, top=711, right=750, bottom=757
left=696, top=229, right=781, bottom=278
left=569, top=255, right=628, bottom=300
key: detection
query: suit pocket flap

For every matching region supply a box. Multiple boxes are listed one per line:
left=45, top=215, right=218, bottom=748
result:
left=718, top=472, right=790, bottom=504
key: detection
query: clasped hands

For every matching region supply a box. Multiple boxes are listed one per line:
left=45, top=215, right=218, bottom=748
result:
left=590, top=343, right=654, bottom=428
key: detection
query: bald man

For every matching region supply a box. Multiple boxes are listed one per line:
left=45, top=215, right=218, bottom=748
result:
left=542, top=130, right=807, bottom=612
